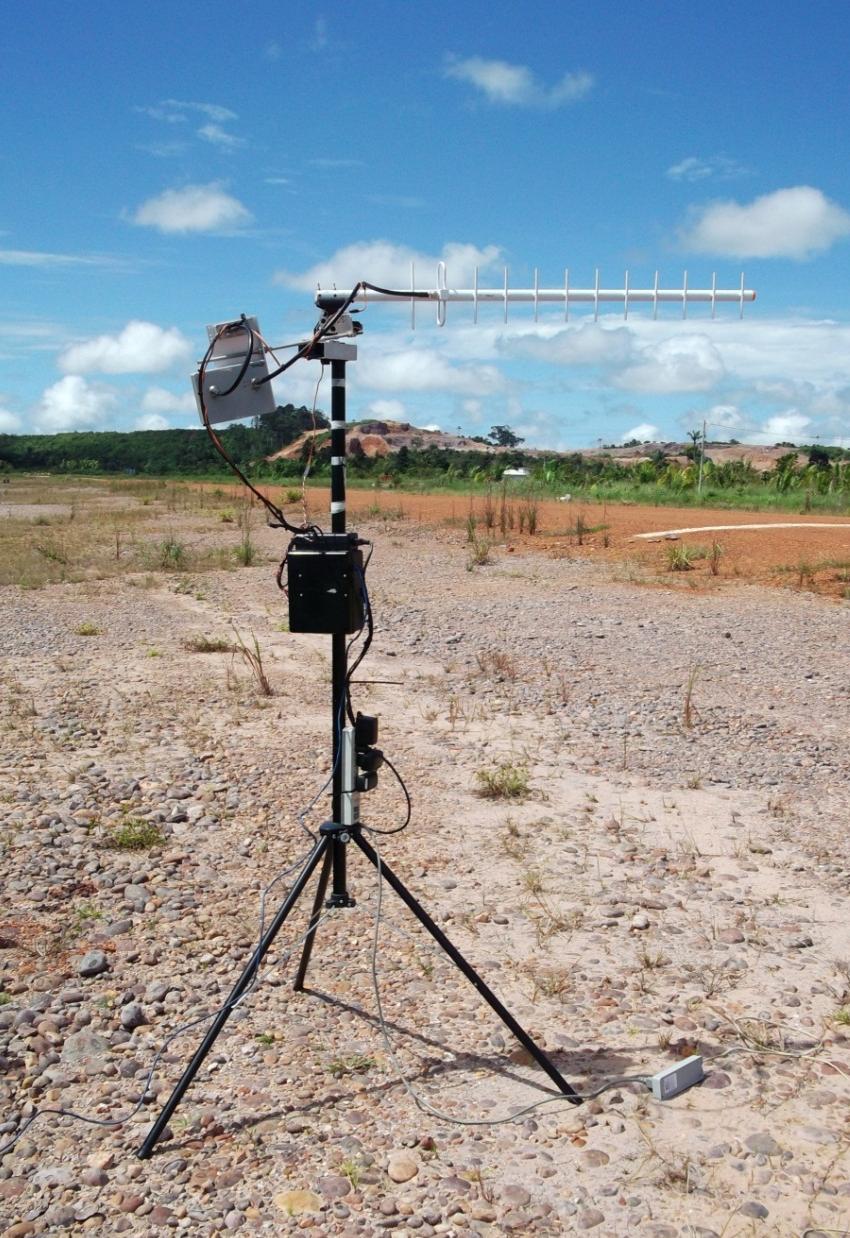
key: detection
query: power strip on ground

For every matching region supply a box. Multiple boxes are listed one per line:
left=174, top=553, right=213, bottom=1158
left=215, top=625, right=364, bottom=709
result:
left=649, top=1054, right=705, bottom=1100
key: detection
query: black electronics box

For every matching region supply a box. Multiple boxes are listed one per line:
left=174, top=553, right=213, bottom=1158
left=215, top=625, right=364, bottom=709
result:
left=287, top=533, right=365, bottom=634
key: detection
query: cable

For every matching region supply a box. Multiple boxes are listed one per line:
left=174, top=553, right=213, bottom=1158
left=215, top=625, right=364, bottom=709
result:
left=300, top=364, right=324, bottom=527
left=361, top=752, right=411, bottom=835
left=0, top=848, right=328, bottom=1157
left=367, top=838, right=654, bottom=1123
left=197, top=322, right=309, bottom=534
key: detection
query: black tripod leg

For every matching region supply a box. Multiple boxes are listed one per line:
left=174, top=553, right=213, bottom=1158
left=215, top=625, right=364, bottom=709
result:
left=137, top=836, right=329, bottom=1159
left=353, top=832, right=581, bottom=1104
left=293, top=847, right=332, bottom=991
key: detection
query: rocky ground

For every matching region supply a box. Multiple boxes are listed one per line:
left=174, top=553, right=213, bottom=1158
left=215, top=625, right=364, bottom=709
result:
left=1, top=481, right=849, bottom=1236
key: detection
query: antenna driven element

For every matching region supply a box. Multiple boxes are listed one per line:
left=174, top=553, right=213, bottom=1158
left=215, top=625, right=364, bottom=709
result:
left=316, top=266, right=756, bottom=328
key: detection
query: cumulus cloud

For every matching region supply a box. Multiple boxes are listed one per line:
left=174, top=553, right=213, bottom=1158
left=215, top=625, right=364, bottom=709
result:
left=359, top=348, right=504, bottom=396
left=365, top=398, right=406, bottom=419
left=59, top=322, right=192, bottom=375
left=134, top=413, right=170, bottom=431
left=275, top=240, right=502, bottom=292
left=132, top=184, right=252, bottom=233
left=0, top=408, right=22, bottom=432
left=702, top=403, right=744, bottom=431
left=679, top=186, right=850, bottom=259
left=614, top=334, right=725, bottom=394
left=505, top=322, right=633, bottom=367
left=444, top=56, right=593, bottom=107
left=750, top=411, right=812, bottom=445
left=35, top=376, right=116, bottom=433
left=621, top=423, right=660, bottom=442
left=141, top=386, right=196, bottom=414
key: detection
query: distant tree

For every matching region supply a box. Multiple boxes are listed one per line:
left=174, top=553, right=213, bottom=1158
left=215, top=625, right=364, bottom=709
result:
left=487, top=425, right=524, bottom=448
left=808, top=445, right=831, bottom=470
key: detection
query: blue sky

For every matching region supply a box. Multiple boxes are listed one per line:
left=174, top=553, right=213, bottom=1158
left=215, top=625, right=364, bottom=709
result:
left=2, top=1, right=849, bottom=448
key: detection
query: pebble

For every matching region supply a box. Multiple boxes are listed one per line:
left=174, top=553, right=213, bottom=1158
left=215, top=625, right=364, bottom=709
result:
left=387, top=1151, right=419, bottom=1183
left=77, top=950, right=110, bottom=977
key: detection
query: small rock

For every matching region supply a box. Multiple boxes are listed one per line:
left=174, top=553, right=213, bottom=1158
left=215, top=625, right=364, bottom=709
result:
left=630, top=912, right=650, bottom=930
left=273, top=1189, right=322, bottom=1215
left=577, top=1208, right=605, bottom=1229
left=703, top=1071, right=731, bottom=1089
left=745, top=1133, right=782, bottom=1156
left=387, top=1151, right=419, bottom=1183
left=77, top=950, right=109, bottom=977
left=81, top=1167, right=108, bottom=1187
left=119, top=1003, right=146, bottom=1031
left=739, top=1201, right=769, bottom=1219
left=788, top=934, right=813, bottom=949
left=579, top=1148, right=610, bottom=1169
left=316, top=1174, right=351, bottom=1200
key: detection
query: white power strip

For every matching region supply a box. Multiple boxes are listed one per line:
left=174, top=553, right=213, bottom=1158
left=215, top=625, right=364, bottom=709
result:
left=649, top=1054, right=705, bottom=1100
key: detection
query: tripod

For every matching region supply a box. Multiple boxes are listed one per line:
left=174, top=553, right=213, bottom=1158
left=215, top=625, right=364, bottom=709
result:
left=137, top=337, right=579, bottom=1159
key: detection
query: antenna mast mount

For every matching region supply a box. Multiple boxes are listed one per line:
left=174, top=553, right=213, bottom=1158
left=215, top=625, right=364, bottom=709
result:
left=316, top=264, right=756, bottom=328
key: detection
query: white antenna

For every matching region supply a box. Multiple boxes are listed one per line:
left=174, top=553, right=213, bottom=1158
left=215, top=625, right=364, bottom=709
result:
left=334, top=266, right=756, bottom=325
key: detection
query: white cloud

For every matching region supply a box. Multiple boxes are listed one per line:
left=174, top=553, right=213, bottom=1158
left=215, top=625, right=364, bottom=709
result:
left=140, top=100, right=237, bottom=125
left=134, top=413, right=170, bottom=431
left=35, top=376, right=116, bottom=433
left=750, top=411, right=812, bottom=445
left=132, top=183, right=252, bottom=233
left=0, top=250, right=125, bottom=269
left=614, top=334, right=725, bottom=393
left=359, top=347, right=504, bottom=396
left=59, top=321, right=192, bottom=375
left=505, top=322, right=633, bottom=367
left=197, top=123, right=245, bottom=150
left=444, top=56, right=593, bottom=107
left=702, top=403, right=744, bottom=431
left=275, top=240, right=502, bottom=292
left=141, top=386, right=196, bottom=414
left=621, top=423, right=660, bottom=442
left=365, top=399, right=406, bottom=420
left=666, top=155, right=748, bottom=183
left=0, top=408, right=22, bottom=432
left=680, top=186, right=850, bottom=259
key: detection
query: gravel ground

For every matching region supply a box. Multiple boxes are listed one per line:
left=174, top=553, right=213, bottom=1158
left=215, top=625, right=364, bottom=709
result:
left=1, top=501, right=849, bottom=1237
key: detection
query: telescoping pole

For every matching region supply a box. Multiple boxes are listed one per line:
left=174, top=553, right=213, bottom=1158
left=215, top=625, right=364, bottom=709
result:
left=328, top=354, right=354, bottom=907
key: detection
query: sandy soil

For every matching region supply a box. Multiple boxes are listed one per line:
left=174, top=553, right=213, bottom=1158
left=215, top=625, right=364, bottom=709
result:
left=0, top=479, right=848, bottom=1236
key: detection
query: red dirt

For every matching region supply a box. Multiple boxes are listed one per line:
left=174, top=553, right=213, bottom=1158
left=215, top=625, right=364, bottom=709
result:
left=200, top=482, right=850, bottom=600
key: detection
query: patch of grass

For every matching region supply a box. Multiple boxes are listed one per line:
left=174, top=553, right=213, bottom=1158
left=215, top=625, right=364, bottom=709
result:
left=232, top=627, right=273, bottom=696
left=682, top=663, right=701, bottom=730
left=666, top=544, right=700, bottom=572
left=339, top=1158, right=363, bottom=1189
left=158, top=534, right=187, bottom=570
left=475, top=761, right=530, bottom=800
left=105, top=818, right=165, bottom=851
left=834, top=1007, right=850, bottom=1026
left=466, top=535, right=492, bottom=570
left=326, top=1053, right=376, bottom=1079
left=74, top=621, right=101, bottom=636
left=0, top=992, right=11, bottom=1006
left=183, top=634, right=234, bottom=653
left=255, top=1032, right=276, bottom=1046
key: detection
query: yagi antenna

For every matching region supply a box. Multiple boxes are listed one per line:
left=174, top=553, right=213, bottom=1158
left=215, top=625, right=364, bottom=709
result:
left=316, top=265, right=756, bottom=328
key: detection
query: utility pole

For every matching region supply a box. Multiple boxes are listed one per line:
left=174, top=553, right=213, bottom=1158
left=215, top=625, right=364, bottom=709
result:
left=697, top=418, right=707, bottom=497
